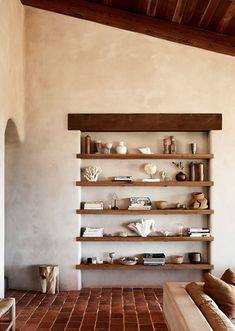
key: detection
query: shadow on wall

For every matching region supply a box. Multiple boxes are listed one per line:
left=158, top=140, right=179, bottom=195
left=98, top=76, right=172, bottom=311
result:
left=5, top=119, right=21, bottom=144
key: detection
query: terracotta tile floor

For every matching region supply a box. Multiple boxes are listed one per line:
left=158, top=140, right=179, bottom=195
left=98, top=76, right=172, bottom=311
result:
left=1, top=288, right=168, bottom=331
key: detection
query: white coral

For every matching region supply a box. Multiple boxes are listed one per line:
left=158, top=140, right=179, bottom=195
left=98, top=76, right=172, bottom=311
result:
left=83, top=166, right=102, bottom=182
left=128, top=219, right=155, bottom=237
left=144, top=163, right=157, bottom=176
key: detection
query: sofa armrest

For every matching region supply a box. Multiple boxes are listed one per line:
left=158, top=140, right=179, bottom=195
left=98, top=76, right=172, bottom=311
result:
left=163, top=282, right=213, bottom=331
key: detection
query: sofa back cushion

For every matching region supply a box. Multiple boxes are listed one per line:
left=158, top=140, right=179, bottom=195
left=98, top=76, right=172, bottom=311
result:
left=204, top=273, right=235, bottom=319
left=186, top=282, right=235, bottom=331
left=221, top=269, right=235, bottom=286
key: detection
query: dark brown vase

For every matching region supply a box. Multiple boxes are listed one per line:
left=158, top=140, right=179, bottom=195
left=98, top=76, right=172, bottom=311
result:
left=176, top=171, right=187, bottom=181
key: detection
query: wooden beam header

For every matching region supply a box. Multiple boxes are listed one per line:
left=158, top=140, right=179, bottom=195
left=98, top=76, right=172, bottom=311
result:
left=68, top=113, right=222, bottom=132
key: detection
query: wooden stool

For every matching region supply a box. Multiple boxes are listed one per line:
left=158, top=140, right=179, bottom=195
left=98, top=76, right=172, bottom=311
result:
left=39, top=265, right=59, bottom=294
left=0, top=298, right=15, bottom=331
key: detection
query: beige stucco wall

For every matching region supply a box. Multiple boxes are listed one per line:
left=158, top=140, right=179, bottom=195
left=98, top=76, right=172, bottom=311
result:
left=4, top=6, right=235, bottom=290
left=0, top=0, right=25, bottom=296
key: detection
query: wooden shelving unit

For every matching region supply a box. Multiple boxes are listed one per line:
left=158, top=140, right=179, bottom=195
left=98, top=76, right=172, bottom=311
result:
left=77, top=209, right=214, bottom=215
left=76, top=263, right=213, bottom=270
left=68, top=113, right=222, bottom=283
left=76, top=180, right=214, bottom=187
left=77, top=236, right=214, bottom=242
left=77, top=153, right=214, bottom=159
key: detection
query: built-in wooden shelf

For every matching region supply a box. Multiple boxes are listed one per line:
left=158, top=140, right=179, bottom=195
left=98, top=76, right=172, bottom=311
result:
left=76, top=180, right=213, bottom=187
left=77, top=153, right=213, bottom=159
left=77, top=236, right=214, bottom=242
left=76, top=263, right=213, bottom=270
left=77, top=209, right=214, bottom=215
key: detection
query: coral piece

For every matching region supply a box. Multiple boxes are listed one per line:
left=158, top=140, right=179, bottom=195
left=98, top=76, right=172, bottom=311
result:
left=128, top=219, right=155, bottom=237
left=144, top=163, right=157, bottom=178
left=83, top=166, right=102, bottom=182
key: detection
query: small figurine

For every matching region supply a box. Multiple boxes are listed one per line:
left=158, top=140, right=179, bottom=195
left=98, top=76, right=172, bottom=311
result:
left=111, top=193, right=119, bottom=210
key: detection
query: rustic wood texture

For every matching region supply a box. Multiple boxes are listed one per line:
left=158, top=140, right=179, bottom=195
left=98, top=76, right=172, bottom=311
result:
left=21, top=0, right=235, bottom=57
left=77, top=209, right=214, bottom=215
left=68, top=114, right=222, bottom=132
left=77, top=236, right=214, bottom=242
left=76, top=180, right=214, bottom=187
left=76, top=263, right=213, bottom=270
left=77, top=153, right=214, bottom=159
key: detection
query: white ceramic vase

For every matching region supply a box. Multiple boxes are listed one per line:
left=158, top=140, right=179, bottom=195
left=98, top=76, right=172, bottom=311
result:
left=116, top=141, right=127, bottom=154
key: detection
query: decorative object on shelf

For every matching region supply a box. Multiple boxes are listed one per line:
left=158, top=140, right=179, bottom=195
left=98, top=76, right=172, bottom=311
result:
left=109, top=252, right=115, bottom=264
left=138, top=147, right=152, bottom=154
left=189, top=162, right=196, bottom=181
left=175, top=203, right=186, bottom=209
left=128, top=197, right=152, bottom=210
left=187, top=227, right=210, bottom=237
left=169, top=136, right=176, bottom=154
left=112, top=176, right=132, bottom=182
left=128, top=219, right=155, bottom=237
left=111, top=193, right=119, bottom=210
left=189, top=192, right=208, bottom=209
left=106, top=143, right=113, bottom=154
left=84, top=135, right=91, bottom=154
left=163, top=138, right=169, bottom=154
left=198, top=162, right=204, bottom=181
left=96, top=258, right=103, bottom=264
left=170, top=255, right=184, bottom=264
left=188, top=252, right=202, bottom=264
left=155, top=201, right=167, bottom=210
left=176, top=223, right=184, bottom=236
left=119, top=232, right=128, bottom=237
left=143, top=163, right=159, bottom=181
left=162, top=231, right=173, bottom=237
left=172, top=161, right=187, bottom=181
left=119, top=257, right=138, bottom=266
left=87, top=258, right=92, bottom=264
left=159, top=171, right=166, bottom=181
left=83, top=201, right=104, bottom=210
left=190, top=143, right=197, bottom=154
left=83, top=166, right=102, bottom=182
left=116, top=141, right=127, bottom=154
left=82, top=227, right=104, bottom=237
left=95, top=140, right=102, bottom=153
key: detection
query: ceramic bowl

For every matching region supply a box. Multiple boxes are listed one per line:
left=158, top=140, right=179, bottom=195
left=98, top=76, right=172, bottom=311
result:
left=119, top=257, right=138, bottom=266
left=170, top=255, right=184, bottom=264
left=155, top=201, right=168, bottom=209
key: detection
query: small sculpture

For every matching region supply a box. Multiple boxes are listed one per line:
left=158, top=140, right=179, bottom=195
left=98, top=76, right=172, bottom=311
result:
left=144, top=163, right=157, bottom=179
left=109, top=252, right=115, bottom=264
left=128, top=219, right=155, bottom=237
left=172, top=161, right=187, bottom=181
left=138, top=147, right=152, bottom=154
left=83, top=166, right=102, bottom=182
left=189, top=192, right=208, bottom=209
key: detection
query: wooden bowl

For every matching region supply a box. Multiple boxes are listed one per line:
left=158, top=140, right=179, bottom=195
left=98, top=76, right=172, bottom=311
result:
left=170, top=255, right=184, bottom=264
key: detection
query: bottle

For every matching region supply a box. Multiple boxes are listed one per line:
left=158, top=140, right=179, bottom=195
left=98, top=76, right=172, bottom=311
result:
left=116, top=141, right=127, bottom=154
left=163, top=139, right=169, bottom=154
left=169, top=136, right=176, bottom=154
left=189, top=162, right=196, bottom=181
left=198, top=162, right=204, bottom=181
left=84, top=135, right=91, bottom=154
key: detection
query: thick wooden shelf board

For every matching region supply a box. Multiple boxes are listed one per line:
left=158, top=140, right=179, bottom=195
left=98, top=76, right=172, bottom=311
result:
left=77, top=153, right=214, bottom=159
left=77, top=180, right=213, bottom=187
left=77, top=209, right=214, bottom=215
left=68, top=114, right=222, bottom=132
left=76, top=263, right=213, bottom=270
left=77, top=236, right=214, bottom=242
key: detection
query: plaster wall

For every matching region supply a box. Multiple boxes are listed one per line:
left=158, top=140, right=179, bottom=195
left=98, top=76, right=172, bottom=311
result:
left=5, top=7, right=235, bottom=289
left=0, top=0, right=25, bottom=296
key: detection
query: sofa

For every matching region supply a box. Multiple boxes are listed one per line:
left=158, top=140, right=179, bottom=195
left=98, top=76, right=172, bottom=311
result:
left=163, top=282, right=235, bottom=331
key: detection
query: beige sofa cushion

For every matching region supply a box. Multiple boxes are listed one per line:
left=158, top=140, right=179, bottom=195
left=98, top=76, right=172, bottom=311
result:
left=186, top=282, right=235, bottom=331
left=204, top=273, right=235, bottom=319
left=221, top=269, right=235, bottom=286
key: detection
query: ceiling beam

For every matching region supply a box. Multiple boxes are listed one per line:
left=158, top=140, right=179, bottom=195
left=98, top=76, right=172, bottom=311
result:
left=21, top=0, right=235, bottom=57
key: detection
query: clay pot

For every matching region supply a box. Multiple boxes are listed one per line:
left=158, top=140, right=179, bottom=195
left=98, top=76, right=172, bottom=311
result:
left=155, top=201, right=167, bottom=209
left=176, top=171, right=187, bottom=181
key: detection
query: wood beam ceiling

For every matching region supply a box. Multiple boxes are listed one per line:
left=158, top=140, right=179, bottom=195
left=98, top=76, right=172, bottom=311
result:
left=21, top=0, right=235, bottom=57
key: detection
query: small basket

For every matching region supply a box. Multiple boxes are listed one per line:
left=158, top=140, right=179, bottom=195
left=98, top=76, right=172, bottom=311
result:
left=170, top=255, right=183, bottom=264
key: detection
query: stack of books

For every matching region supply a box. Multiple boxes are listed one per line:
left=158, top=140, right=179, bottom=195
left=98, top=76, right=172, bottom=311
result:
left=112, top=176, right=133, bottom=182
left=143, top=253, right=166, bottom=265
left=128, top=197, right=152, bottom=210
left=187, top=228, right=210, bottom=237
left=83, top=201, right=104, bottom=210
left=82, top=227, right=104, bottom=237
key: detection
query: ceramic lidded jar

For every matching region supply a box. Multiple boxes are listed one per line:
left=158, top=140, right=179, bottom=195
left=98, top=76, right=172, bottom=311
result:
left=116, top=141, right=127, bottom=154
